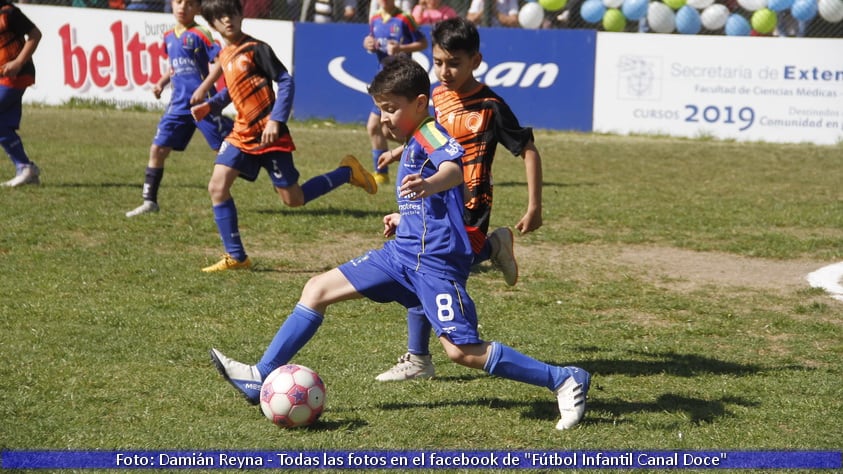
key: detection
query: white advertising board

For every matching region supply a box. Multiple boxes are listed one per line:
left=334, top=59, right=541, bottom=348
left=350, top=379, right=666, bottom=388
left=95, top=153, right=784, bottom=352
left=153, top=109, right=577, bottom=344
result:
left=19, top=4, right=294, bottom=110
left=593, top=32, right=843, bottom=145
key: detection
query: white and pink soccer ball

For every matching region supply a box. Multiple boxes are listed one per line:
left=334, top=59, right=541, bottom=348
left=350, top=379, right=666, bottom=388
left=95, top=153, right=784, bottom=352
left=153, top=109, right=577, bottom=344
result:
left=260, top=364, right=326, bottom=428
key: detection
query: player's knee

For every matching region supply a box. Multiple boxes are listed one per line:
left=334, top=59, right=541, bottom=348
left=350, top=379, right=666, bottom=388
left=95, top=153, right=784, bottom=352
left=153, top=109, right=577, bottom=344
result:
left=276, top=186, right=304, bottom=207
left=300, top=276, right=330, bottom=307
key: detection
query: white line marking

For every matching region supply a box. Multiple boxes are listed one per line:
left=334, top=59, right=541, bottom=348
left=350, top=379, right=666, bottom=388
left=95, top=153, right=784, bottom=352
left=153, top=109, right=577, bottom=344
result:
left=806, top=262, right=843, bottom=302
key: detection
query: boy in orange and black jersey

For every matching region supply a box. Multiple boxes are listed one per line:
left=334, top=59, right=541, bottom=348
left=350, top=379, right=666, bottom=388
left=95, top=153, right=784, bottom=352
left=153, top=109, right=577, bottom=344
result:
left=0, top=0, right=41, bottom=188
left=375, top=17, right=544, bottom=382
left=192, top=0, right=378, bottom=272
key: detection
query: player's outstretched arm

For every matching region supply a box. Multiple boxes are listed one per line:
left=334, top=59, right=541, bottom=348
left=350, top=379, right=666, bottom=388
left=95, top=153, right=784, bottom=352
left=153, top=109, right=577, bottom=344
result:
left=516, top=141, right=543, bottom=234
left=191, top=63, right=222, bottom=104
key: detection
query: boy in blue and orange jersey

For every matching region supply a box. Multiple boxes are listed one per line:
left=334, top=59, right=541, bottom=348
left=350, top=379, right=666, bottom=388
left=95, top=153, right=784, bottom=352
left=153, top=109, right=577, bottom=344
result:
left=192, top=0, right=377, bottom=272
left=208, top=56, right=590, bottom=431
left=362, top=0, right=426, bottom=185
left=126, top=0, right=234, bottom=217
left=0, top=1, right=41, bottom=188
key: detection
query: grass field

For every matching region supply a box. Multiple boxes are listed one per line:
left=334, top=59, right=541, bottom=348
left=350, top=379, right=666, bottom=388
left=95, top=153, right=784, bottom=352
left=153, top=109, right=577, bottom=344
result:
left=1, top=105, right=842, bottom=471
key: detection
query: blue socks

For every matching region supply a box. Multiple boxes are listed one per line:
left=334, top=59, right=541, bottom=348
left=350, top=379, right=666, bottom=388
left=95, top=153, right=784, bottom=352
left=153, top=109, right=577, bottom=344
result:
left=300, top=167, right=351, bottom=204
left=212, top=198, right=246, bottom=261
left=0, top=129, right=30, bottom=168
left=256, top=304, right=324, bottom=378
left=484, top=341, right=570, bottom=391
left=406, top=306, right=432, bottom=355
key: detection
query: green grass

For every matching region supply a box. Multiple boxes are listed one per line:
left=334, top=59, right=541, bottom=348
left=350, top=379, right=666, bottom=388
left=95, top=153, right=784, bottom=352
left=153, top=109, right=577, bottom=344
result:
left=1, top=106, right=842, bottom=471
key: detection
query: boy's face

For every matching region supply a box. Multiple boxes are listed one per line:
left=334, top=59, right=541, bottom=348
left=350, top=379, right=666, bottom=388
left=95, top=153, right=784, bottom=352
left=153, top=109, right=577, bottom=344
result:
left=432, top=44, right=481, bottom=95
left=171, top=0, right=200, bottom=26
left=373, top=92, right=428, bottom=141
left=211, top=12, right=244, bottom=42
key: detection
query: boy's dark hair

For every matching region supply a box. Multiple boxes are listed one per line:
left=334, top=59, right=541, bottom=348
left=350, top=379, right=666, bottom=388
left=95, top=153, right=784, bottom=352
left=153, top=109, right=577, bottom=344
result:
left=201, top=0, right=242, bottom=25
left=431, top=17, right=480, bottom=56
left=367, top=56, right=430, bottom=101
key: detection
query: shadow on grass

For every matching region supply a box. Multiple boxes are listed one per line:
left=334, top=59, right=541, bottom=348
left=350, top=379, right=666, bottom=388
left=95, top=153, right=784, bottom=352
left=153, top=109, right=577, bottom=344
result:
left=560, top=349, right=801, bottom=377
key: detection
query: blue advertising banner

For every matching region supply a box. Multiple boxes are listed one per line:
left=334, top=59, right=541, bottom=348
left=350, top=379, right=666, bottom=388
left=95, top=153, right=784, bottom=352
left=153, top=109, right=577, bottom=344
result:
left=292, top=23, right=596, bottom=131
left=3, top=450, right=841, bottom=469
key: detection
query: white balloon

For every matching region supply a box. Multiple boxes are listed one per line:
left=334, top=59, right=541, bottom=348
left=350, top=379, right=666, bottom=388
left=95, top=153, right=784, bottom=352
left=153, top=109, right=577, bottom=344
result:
left=818, top=0, right=843, bottom=22
left=700, top=3, right=730, bottom=28
left=687, top=0, right=715, bottom=8
left=648, top=1, right=677, bottom=32
left=603, top=0, right=624, bottom=8
left=518, top=1, right=545, bottom=28
left=737, top=0, right=767, bottom=10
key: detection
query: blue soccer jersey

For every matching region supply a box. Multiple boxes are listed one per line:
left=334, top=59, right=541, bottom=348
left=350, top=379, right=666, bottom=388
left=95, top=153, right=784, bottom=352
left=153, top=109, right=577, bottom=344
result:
left=163, top=24, right=221, bottom=115
left=384, top=117, right=471, bottom=282
left=368, top=8, right=424, bottom=67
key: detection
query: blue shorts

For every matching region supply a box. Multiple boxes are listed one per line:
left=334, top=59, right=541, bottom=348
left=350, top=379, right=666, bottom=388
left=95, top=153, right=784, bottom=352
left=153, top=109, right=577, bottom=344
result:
left=215, top=141, right=300, bottom=188
left=153, top=113, right=233, bottom=152
left=339, top=248, right=482, bottom=345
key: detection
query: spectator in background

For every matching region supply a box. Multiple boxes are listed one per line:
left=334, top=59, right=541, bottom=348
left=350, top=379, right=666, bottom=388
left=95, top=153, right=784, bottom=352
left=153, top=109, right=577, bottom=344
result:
left=242, top=0, right=271, bottom=18
left=125, top=0, right=166, bottom=10
left=72, top=0, right=109, bottom=7
left=412, top=0, right=457, bottom=25
left=362, top=0, right=426, bottom=183
left=307, top=0, right=360, bottom=22
left=466, top=0, right=519, bottom=27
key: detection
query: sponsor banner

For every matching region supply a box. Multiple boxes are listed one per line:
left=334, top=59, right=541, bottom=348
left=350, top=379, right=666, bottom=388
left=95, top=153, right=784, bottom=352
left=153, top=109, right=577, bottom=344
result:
left=2, top=450, right=841, bottom=469
left=593, top=32, right=843, bottom=145
left=293, top=23, right=596, bottom=131
left=19, top=4, right=293, bottom=110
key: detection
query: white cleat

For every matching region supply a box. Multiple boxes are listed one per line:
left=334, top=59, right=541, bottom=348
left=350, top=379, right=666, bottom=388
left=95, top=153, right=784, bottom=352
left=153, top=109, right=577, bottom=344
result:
left=2, top=164, right=40, bottom=187
left=125, top=200, right=159, bottom=217
left=375, top=352, right=435, bottom=382
left=554, top=366, right=591, bottom=430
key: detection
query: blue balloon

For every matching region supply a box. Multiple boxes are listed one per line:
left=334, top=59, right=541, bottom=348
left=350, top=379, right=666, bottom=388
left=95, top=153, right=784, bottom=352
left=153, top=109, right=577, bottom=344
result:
left=768, top=0, right=794, bottom=12
left=676, top=5, right=702, bottom=33
left=725, top=13, right=751, bottom=35
left=622, top=0, right=649, bottom=20
left=790, top=0, right=817, bottom=20
left=581, top=0, right=607, bottom=23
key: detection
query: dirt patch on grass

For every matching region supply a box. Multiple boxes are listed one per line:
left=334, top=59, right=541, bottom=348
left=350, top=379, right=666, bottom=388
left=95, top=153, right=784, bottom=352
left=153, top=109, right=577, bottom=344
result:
left=520, top=242, right=827, bottom=295
left=615, top=246, right=825, bottom=293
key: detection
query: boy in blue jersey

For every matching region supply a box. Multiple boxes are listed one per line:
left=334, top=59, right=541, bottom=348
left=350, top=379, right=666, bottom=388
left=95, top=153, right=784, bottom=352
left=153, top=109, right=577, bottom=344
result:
left=125, top=0, right=234, bottom=217
left=362, top=0, right=426, bottom=185
left=209, top=56, right=591, bottom=430
left=376, top=17, right=543, bottom=381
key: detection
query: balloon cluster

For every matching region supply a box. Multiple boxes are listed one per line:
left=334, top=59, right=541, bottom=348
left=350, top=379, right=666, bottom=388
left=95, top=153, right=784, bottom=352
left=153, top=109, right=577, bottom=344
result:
left=532, top=0, right=843, bottom=33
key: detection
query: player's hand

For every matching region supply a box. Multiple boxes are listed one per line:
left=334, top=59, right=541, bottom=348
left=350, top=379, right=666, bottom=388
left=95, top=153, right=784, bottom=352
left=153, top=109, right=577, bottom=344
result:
left=0, top=60, right=21, bottom=77
left=386, top=40, right=400, bottom=56
left=189, top=86, right=208, bottom=105
left=399, top=173, right=430, bottom=200
left=262, top=120, right=281, bottom=147
left=190, top=102, right=211, bottom=121
left=376, top=147, right=401, bottom=169
left=383, top=213, right=400, bottom=237
left=152, top=83, right=164, bottom=99
left=363, top=35, right=376, bottom=52
left=515, top=208, right=543, bottom=234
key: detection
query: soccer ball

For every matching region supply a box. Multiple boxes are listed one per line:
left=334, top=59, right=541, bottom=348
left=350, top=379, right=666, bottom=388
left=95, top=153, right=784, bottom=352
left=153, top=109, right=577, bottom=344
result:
left=260, top=364, right=326, bottom=428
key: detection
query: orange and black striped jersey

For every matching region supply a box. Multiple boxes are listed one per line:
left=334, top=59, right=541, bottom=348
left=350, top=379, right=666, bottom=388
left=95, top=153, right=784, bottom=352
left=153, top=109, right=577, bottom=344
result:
left=0, top=1, right=36, bottom=89
left=217, top=35, right=295, bottom=154
left=432, top=83, right=534, bottom=235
